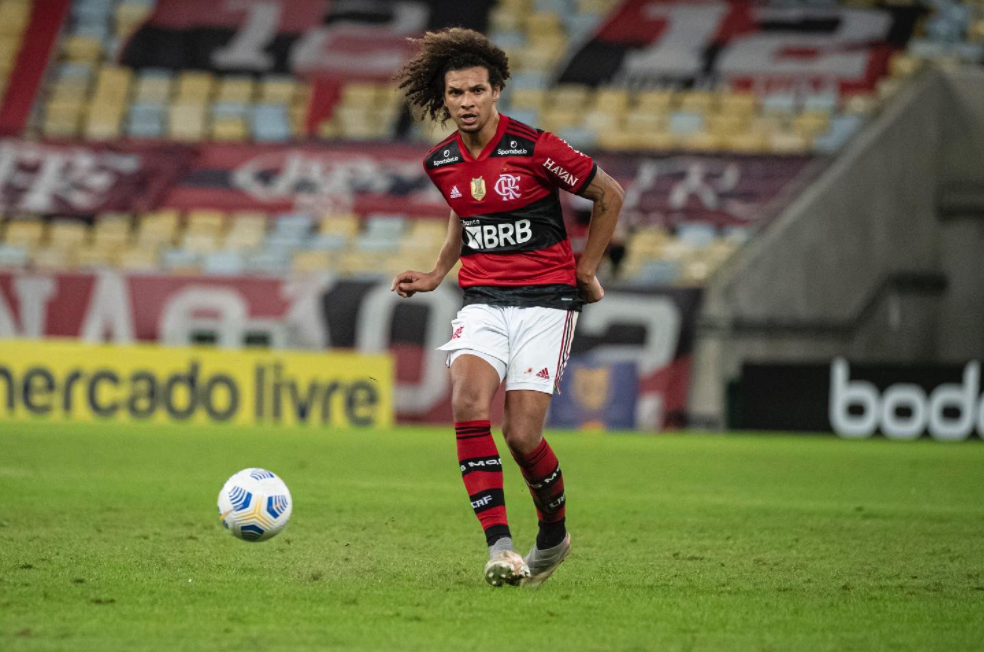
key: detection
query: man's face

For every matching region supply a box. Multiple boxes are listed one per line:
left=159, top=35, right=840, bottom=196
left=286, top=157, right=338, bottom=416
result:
left=443, top=66, right=499, bottom=134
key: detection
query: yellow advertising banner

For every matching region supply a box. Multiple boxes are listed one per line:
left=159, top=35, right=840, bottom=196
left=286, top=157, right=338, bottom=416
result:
left=0, top=340, right=393, bottom=428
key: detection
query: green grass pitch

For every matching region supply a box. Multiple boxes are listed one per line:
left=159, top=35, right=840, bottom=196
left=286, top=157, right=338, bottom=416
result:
left=1, top=423, right=982, bottom=652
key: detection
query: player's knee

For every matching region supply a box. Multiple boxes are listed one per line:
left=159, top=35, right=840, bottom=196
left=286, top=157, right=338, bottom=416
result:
left=451, top=385, right=489, bottom=421
left=502, top=421, right=540, bottom=457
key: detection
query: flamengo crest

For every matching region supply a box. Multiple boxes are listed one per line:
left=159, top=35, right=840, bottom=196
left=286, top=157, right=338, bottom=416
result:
left=494, top=174, right=521, bottom=200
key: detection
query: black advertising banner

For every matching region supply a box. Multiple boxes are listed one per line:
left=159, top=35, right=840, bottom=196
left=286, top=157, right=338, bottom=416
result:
left=560, top=0, right=923, bottom=92
left=733, top=359, right=984, bottom=441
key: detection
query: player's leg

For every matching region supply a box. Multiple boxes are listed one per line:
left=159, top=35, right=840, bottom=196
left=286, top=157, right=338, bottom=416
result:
left=439, top=305, right=529, bottom=586
left=502, top=389, right=570, bottom=585
left=502, top=308, right=577, bottom=585
left=449, top=353, right=528, bottom=586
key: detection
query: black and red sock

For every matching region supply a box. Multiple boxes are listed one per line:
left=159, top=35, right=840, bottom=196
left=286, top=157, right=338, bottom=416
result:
left=512, top=437, right=567, bottom=549
left=455, top=420, right=511, bottom=547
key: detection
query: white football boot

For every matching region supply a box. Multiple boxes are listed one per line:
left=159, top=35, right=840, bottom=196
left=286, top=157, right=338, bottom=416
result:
left=522, top=533, right=571, bottom=587
left=484, top=550, right=530, bottom=587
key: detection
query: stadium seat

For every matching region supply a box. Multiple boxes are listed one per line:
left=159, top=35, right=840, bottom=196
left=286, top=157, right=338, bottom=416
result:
left=319, top=214, right=360, bottom=238
left=668, top=112, right=705, bottom=136
left=48, top=220, right=89, bottom=250
left=307, top=233, right=347, bottom=251
left=259, top=76, right=297, bottom=104
left=63, top=36, right=103, bottom=62
left=127, top=103, right=165, bottom=138
left=169, top=103, right=207, bottom=141
left=3, top=218, right=45, bottom=250
left=203, top=250, right=245, bottom=275
left=186, top=210, right=226, bottom=235
left=93, top=214, right=131, bottom=249
left=628, top=259, right=681, bottom=286
left=217, top=76, right=255, bottom=103
left=357, top=215, right=405, bottom=251
left=252, top=105, right=291, bottom=142
left=77, top=246, right=117, bottom=268
left=33, top=246, right=77, bottom=270
left=0, top=244, right=28, bottom=269
left=761, top=93, right=797, bottom=115
left=118, top=246, right=159, bottom=271
left=134, top=69, right=173, bottom=103
left=181, top=231, right=220, bottom=254
left=223, top=213, right=267, bottom=250
left=557, top=126, right=597, bottom=150
left=176, top=71, right=215, bottom=104
left=161, top=249, right=201, bottom=273
left=676, top=222, right=717, bottom=249
left=813, top=115, right=863, bottom=153
left=245, top=249, right=290, bottom=274
left=292, top=250, right=333, bottom=273
left=636, top=90, right=675, bottom=112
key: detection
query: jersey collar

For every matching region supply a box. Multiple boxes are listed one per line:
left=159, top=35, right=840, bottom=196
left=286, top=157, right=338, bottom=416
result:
left=455, top=113, right=509, bottom=163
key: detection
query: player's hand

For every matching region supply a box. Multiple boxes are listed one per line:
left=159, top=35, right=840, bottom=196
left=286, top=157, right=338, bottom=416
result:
left=391, top=270, right=440, bottom=298
left=577, top=274, right=605, bottom=304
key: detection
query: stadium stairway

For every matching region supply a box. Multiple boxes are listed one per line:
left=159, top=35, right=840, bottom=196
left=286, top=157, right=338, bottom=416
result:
left=688, top=66, right=984, bottom=429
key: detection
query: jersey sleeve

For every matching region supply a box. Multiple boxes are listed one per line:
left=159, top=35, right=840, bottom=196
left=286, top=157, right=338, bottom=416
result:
left=534, top=131, right=597, bottom=196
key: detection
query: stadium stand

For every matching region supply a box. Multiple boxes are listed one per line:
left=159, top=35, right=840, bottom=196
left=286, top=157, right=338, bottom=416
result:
left=1, top=0, right=981, bottom=289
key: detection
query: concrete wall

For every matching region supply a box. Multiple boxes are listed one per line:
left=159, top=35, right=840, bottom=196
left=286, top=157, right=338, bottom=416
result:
left=690, top=68, right=984, bottom=428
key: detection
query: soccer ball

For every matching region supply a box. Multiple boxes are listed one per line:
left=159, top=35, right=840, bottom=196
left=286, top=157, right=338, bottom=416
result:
left=217, top=468, right=293, bottom=542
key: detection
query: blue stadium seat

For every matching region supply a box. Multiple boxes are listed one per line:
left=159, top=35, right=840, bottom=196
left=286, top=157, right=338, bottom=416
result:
left=489, top=31, right=526, bottom=49
left=507, top=108, right=539, bottom=126
left=55, top=63, right=92, bottom=81
left=162, top=248, right=200, bottom=270
left=72, top=22, right=109, bottom=40
left=630, top=260, right=681, bottom=286
left=677, top=222, right=717, bottom=249
left=803, top=92, right=838, bottom=114
left=203, top=251, right=245, bottom=275
left=510, top=72, right=549, bottom=91
left=127, top=103, right=165, bottom=138
left=309, top=233, right=349, bottom=251
left=814, top=115, right=863, bottom=153
left=246, top=249, right=290, bottom=274
left=761, top=93, right=797, bottom=114
left=357, top=214, right=405, bottom=252
left=563, top=13, right=603, bottom=40
left=0, top=245, right=28, bottom=268
left=252, top=105, right=291, bottom=142
left=557, top=126, right=597, bottom=150
left=212, top=102, right=249, bottom=119
left=273, top=213, right=313, bottom=237
left=668, top=112, right=704, bottom=135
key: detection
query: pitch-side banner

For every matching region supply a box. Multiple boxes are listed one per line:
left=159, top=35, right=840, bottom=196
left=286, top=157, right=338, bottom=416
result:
left=0, top=139, right=192, bottom=215
left=0, top=340, right=393, bottom=428
left=560, top=0, right=923, bottom=92
left=0, top=271, right=700, bottom=429
left=120, top=0, right=492, bottom=81
left=733, top=359, right=984, bottom=442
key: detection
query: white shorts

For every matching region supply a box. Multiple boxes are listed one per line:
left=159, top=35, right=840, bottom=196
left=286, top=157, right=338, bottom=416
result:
left=438, top=304, right=578, bottom=394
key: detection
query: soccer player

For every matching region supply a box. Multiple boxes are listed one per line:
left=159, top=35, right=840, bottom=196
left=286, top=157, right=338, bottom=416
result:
left=391, top=28, right=624, bottom=587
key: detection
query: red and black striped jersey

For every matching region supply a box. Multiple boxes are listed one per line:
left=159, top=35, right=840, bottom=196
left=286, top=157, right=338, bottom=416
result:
left=423, top=114, right=597, bottom=311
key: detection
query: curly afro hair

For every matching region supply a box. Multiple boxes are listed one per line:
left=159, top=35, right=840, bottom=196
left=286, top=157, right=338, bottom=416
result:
left=395, top=27, right=510, bottom=124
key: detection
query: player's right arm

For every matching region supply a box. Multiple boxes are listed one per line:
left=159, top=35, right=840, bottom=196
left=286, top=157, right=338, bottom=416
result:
left=391, top=210, right=462, bottom=298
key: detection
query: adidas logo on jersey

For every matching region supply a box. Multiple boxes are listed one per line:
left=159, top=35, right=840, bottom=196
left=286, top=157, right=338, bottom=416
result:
left=536, top=368, right=551, bottom=380
left=450, top=185, right=462, bottom=198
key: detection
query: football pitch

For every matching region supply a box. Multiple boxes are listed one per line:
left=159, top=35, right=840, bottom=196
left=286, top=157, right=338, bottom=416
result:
left=1, top=423, right=982, bottom=652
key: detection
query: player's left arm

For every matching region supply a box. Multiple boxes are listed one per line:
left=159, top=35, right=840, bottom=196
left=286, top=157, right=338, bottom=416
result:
left=576, top=167, right=624, bottom=303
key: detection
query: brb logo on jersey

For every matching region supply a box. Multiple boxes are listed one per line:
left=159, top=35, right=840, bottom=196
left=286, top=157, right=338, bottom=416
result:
left=494, top=174, right=521, bottom=200
left=463, top=219, right=532, bottom=250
